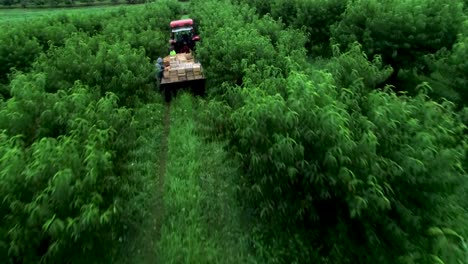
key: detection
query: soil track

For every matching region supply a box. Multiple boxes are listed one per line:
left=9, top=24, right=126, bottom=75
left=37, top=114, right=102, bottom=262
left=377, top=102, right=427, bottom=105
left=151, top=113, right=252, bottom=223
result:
left=155, top=102, right=171, bottom=240
left=140, top=102, right=170, bottom=264
left=160, top=103, right=171, bottom=188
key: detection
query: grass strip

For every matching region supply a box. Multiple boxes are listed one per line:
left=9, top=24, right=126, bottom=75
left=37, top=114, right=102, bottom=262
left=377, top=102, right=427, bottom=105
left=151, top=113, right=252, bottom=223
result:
left=156, top=92, right=257, bottom=264
left=113, top=98, right=166, bottom=264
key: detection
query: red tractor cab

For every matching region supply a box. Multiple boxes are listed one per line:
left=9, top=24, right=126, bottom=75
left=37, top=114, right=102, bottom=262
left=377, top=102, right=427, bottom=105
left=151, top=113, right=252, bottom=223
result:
left=169, top=18, right=200, bottom=54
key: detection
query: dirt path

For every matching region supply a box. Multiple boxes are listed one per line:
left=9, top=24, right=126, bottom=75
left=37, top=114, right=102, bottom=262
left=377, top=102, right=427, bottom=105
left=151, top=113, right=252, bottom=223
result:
left=125, top=102, right=170, bottom=264
left=155, top=102, right=171, bottom=242
left=113, top=101, right=172, bottom=264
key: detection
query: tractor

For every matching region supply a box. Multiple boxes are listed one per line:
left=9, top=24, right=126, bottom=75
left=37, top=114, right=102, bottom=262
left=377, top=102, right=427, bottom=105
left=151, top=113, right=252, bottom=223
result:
left=169, top=18, right=200, bottom=54
left=158, top=18, right=206, bottom=102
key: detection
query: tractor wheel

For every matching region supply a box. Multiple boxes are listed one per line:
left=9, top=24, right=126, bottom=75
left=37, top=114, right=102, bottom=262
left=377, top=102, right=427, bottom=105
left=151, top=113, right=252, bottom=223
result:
left=192, top=80, right=206, bottom=97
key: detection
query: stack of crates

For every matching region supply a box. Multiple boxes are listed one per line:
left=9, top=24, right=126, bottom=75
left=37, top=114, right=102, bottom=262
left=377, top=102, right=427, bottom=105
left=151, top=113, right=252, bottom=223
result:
left=178, top=66, right=187, bottom=81
left=193, top=64, right=202, bottom=79
left=162, top=53, right=203, bottom=82
left=186, top=64, right=194, bottom=80
left=168, top=55, right=179, bottom=81
left=169, top=68, right=178, bottom=82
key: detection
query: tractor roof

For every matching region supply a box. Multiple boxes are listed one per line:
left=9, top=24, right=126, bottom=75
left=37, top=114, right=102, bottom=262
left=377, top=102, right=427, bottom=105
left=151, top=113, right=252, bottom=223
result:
left=172, top=27, right=192, bottom=33
left=170, top=19, right=194, bottom=28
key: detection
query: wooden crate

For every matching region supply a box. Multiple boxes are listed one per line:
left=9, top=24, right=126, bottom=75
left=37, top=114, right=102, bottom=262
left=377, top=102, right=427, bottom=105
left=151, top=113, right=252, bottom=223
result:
left=185, top=63, right=193, bottom=71
left=193, top=64, right=201, bottom=72
left=176, top=54, right=186, bottom=61
left=177, top=68, right=186, bottom=75
left=163, top=56, right=171, bottom=67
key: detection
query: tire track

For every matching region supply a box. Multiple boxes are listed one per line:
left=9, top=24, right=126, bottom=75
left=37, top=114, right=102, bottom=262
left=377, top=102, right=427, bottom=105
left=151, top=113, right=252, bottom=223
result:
left=115, top=102, right=171, bottom=264
left=140, top=102, right=171, bottom=264
left=155, top=102, right=171, bottom=241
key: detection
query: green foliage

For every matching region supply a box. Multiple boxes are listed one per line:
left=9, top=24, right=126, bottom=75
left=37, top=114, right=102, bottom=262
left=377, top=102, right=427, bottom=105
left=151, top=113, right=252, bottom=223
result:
left=235, top=0, right=347, bottom=56
left=225, top=0, right=468, bottom=102
left=233, top=0, right=270, bottom=16
left=0, top=57, right=165, bottom=264
left=0, top=28, right=41, bottom=83
left=0, top=1, right=183, bottom=262
left=1, top=0, right=468, bottom=263
left=0, top=1, right=181, bottom=97
left=272, top=0, right=347, bottom=55
left=197, top=26, right=276, bottom=88
left=100, top=2, right=178, bottom=60
left=204, top=71, right=468, bottom=264
left=325, top=42, right=393, bottom=92
left=192, top=0, right=307, bottom=94
left=331, top=0, right=465, bottom=80
left=196, top=1, right=468, bottom=263
left=0, top=75, right=139, bottom=263
left=0, top=0, right=150, bottom=7
left=32, top=34, right=154, bottom=106
left=421, top=20, right=468, bottom=105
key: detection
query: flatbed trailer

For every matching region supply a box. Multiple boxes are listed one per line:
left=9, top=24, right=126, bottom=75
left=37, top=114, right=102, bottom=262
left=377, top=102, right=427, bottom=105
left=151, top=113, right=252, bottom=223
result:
left=158, top=52, right=206, bottom=101
left=160, top=76, right=206, bottom=101
left=160, top=73, right=206, bottom=85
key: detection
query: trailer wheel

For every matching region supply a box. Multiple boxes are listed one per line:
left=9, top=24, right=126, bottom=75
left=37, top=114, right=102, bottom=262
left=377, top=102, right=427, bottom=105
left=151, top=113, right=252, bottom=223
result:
left=164, top=87, right=171, bottom=102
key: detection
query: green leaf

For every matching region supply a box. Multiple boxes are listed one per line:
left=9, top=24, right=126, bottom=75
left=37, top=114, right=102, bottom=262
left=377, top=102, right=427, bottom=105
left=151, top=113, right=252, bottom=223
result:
left=428, top=227, right=445, bottom=237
